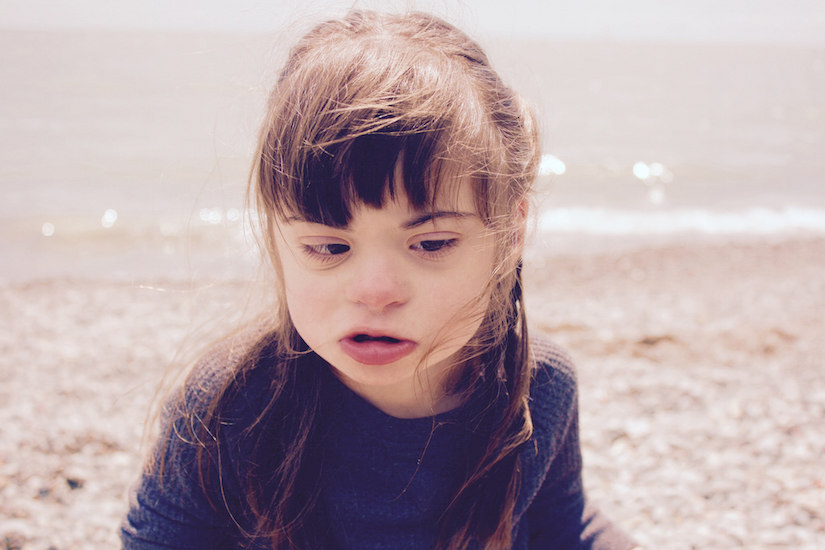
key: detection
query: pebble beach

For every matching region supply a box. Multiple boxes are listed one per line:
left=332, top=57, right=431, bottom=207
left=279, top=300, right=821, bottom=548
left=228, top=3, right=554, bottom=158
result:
left=2, top=234, right=823, bottom=549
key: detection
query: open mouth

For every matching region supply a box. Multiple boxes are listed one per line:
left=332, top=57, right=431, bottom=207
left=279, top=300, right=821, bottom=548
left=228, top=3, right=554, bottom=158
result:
left=352, top=334, right=401, bottom=344
left=339, top=333, right=416, bottom=365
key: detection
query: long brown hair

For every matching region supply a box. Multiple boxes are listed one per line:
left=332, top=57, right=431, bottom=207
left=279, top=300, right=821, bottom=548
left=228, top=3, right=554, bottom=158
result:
left=177, top=10, right=540, bottom=550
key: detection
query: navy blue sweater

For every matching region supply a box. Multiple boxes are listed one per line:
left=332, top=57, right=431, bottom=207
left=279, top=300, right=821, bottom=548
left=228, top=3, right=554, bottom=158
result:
left=121, top=338, right=635, bottom=549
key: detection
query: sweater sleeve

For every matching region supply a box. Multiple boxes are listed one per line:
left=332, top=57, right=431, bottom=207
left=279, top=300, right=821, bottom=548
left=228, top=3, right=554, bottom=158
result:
left=524, top=340, right=637, bottom=550
left=120, top=423, right=234, bottom=548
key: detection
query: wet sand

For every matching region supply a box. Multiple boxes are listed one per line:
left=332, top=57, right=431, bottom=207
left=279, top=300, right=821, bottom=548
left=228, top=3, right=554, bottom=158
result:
left=1, top=235, right=824, bottom=549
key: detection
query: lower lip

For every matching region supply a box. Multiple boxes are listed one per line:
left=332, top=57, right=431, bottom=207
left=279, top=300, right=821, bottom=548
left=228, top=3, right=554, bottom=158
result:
left=339, top=337, right=417, bottom=365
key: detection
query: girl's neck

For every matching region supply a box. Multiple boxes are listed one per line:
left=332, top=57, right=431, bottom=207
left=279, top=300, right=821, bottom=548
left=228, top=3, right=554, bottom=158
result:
left=330, top=366, right=463, bottom=419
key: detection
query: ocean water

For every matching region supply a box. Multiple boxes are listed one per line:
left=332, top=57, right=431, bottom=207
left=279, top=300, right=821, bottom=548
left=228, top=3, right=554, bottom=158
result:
left=1, top=30, right=824, bottom=281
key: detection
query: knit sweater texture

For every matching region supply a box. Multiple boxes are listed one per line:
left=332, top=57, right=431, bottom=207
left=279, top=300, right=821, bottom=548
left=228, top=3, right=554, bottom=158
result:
left=121, top=337, right=636, bottom=549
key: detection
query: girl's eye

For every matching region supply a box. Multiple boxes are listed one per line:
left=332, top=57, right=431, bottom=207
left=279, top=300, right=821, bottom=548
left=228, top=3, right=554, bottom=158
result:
left=411, top=238, right=458, bottom=255
left=303, top=242, right=350, bottom=258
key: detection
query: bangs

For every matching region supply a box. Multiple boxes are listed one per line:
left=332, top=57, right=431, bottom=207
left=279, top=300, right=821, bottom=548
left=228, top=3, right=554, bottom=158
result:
left=289, top=130, right=454, bottom=227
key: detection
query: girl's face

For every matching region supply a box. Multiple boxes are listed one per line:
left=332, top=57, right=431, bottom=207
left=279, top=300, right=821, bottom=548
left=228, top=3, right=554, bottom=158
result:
left=274, top=179, right=497, bottom=418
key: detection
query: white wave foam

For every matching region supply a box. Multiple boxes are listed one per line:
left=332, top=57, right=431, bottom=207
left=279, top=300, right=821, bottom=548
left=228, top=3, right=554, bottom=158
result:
left=538, top=206, right=825, bottom=235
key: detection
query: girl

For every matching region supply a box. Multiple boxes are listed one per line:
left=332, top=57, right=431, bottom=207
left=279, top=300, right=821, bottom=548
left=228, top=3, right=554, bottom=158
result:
left=122, top=10, right=638, bottom=550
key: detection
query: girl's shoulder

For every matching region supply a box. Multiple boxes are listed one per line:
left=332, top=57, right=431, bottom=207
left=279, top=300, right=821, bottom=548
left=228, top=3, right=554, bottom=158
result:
left=515, top=336, right=582, bottom=516
left=529, top=336, right=578, bottom=396
left=527, top=335, right=579, bottom=424
left=169, top=326, right=274, bottom=417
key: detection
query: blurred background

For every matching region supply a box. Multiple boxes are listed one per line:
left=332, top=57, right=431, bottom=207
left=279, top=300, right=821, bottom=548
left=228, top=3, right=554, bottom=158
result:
left=2, top=0, right=824, bottom=281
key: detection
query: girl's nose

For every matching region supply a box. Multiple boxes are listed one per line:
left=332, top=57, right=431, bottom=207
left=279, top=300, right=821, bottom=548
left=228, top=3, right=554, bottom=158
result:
left=345, top=253, right=410, bottom=313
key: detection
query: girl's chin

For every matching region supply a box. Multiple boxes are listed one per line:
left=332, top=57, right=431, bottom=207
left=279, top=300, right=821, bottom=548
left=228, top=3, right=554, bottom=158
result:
left=329, top=358, right=418, bottom=389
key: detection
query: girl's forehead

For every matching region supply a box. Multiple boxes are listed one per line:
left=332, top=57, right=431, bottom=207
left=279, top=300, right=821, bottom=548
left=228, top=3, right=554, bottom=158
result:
left=393, top=159, right=477, bottom=208
left=400, top=176, right=476, bottom=213
left=373, top=174, right=478, bottom=219
left=272, top=150, right=487, bottom=228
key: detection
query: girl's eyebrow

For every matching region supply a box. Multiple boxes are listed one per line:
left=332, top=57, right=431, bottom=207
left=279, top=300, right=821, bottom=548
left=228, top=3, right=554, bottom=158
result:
left=402, top=211, right=474, bottom=229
